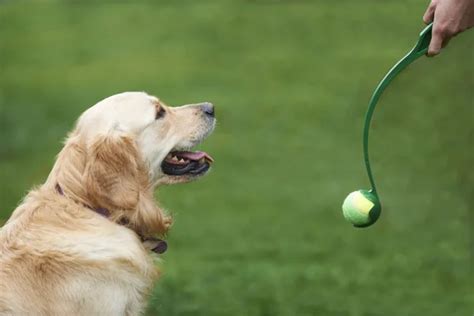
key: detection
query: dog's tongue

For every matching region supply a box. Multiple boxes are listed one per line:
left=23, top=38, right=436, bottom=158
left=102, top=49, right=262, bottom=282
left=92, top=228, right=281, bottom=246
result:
left=175, top=151, right=214, bottom=162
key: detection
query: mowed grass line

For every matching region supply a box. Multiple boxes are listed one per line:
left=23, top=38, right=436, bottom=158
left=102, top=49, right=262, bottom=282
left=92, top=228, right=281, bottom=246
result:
left=1, top=2, right=472, bottom=315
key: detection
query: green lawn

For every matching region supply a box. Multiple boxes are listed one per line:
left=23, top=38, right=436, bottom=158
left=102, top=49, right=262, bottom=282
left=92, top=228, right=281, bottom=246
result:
left=1, top=1, right=473, bottom=315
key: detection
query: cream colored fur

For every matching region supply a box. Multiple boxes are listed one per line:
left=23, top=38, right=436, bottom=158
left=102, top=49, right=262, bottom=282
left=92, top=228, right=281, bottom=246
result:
left=0, top=92, right=215, bottom=316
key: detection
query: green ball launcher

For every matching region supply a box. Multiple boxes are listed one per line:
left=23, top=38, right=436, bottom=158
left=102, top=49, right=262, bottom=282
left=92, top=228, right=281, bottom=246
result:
left=342, top=23, right=433, bottom=228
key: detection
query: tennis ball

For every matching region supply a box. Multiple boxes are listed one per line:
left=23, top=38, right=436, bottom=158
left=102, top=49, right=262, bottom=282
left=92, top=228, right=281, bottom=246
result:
left=342, top=190, right=381, bottom=227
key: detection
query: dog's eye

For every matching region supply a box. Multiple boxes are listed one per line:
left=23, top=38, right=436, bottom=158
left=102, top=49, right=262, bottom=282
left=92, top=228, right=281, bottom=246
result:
left=156, top=107, right=166, bottom=120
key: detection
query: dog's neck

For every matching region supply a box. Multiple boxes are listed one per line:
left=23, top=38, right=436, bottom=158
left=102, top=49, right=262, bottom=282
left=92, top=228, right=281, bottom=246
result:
left=54, top=182, right=167, bottom=254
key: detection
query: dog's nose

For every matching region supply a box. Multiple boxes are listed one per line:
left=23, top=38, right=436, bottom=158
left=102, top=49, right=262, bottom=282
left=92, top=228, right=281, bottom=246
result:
left=201, top=102, right=215, bottom=117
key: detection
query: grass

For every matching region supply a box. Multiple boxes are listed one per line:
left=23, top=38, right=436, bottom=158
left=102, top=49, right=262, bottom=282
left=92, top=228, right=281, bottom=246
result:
left=1, top=1, right=473, bottom=315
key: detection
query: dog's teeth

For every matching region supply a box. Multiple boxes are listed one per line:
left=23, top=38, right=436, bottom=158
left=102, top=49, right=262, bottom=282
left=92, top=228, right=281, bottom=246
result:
left=179, top=158, right=185, bottom=163
left=199, top=158, right=205, bottom=164
left=172, top=156, right=178, bottom=161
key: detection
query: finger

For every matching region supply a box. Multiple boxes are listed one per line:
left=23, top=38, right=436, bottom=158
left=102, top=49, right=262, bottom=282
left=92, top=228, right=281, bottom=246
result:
left=427, top=30, right=443, bottom=56
left=423, top=3, right=436, bottom=24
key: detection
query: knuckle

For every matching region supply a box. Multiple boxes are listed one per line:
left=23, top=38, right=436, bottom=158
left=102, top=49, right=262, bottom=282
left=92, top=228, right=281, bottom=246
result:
left=434, top=24, right=448, bottom=36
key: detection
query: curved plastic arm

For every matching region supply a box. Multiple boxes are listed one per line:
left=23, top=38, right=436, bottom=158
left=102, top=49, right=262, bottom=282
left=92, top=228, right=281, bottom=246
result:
left=363, top=23, right=433, bottom=196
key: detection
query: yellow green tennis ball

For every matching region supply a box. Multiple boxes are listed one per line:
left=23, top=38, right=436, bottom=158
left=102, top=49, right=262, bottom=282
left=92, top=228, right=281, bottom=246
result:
left=342, top=190, right=381, bottom=227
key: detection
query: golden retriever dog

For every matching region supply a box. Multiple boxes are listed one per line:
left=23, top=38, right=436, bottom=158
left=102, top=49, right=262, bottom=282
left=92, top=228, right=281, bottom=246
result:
left=0, top=92, right=215, bottom=316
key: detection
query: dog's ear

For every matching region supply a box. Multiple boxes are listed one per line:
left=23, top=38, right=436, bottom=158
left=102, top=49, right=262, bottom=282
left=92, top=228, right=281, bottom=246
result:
left=85, top=135, right=145, bottom=211
left=84, top=134, right=171, bottom=236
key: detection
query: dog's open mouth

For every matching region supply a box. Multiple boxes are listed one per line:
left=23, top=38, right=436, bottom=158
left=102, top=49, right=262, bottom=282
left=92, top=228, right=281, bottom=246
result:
left=161, top=151, right=214, bottom=176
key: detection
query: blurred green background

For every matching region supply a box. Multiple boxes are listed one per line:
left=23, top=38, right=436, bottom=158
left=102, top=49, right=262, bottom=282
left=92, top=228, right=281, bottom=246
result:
left=1, top=1, right=473, bottom=315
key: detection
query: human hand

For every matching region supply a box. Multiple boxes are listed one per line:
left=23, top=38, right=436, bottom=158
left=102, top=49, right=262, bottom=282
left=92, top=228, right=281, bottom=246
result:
left=423, top=0, right=474, bottom=56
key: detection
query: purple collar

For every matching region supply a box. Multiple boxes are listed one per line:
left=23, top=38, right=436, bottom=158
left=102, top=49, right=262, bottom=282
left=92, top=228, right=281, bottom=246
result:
left=56, top=183, right=110, bottom=217
left=55, top=183, right=167, bottom=254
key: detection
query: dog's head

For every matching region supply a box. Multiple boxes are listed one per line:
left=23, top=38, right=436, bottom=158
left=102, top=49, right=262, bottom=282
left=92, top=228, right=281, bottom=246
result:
left=78, top=92, right=216, bottom=185
left=50, top=92, right=215, bottom=236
